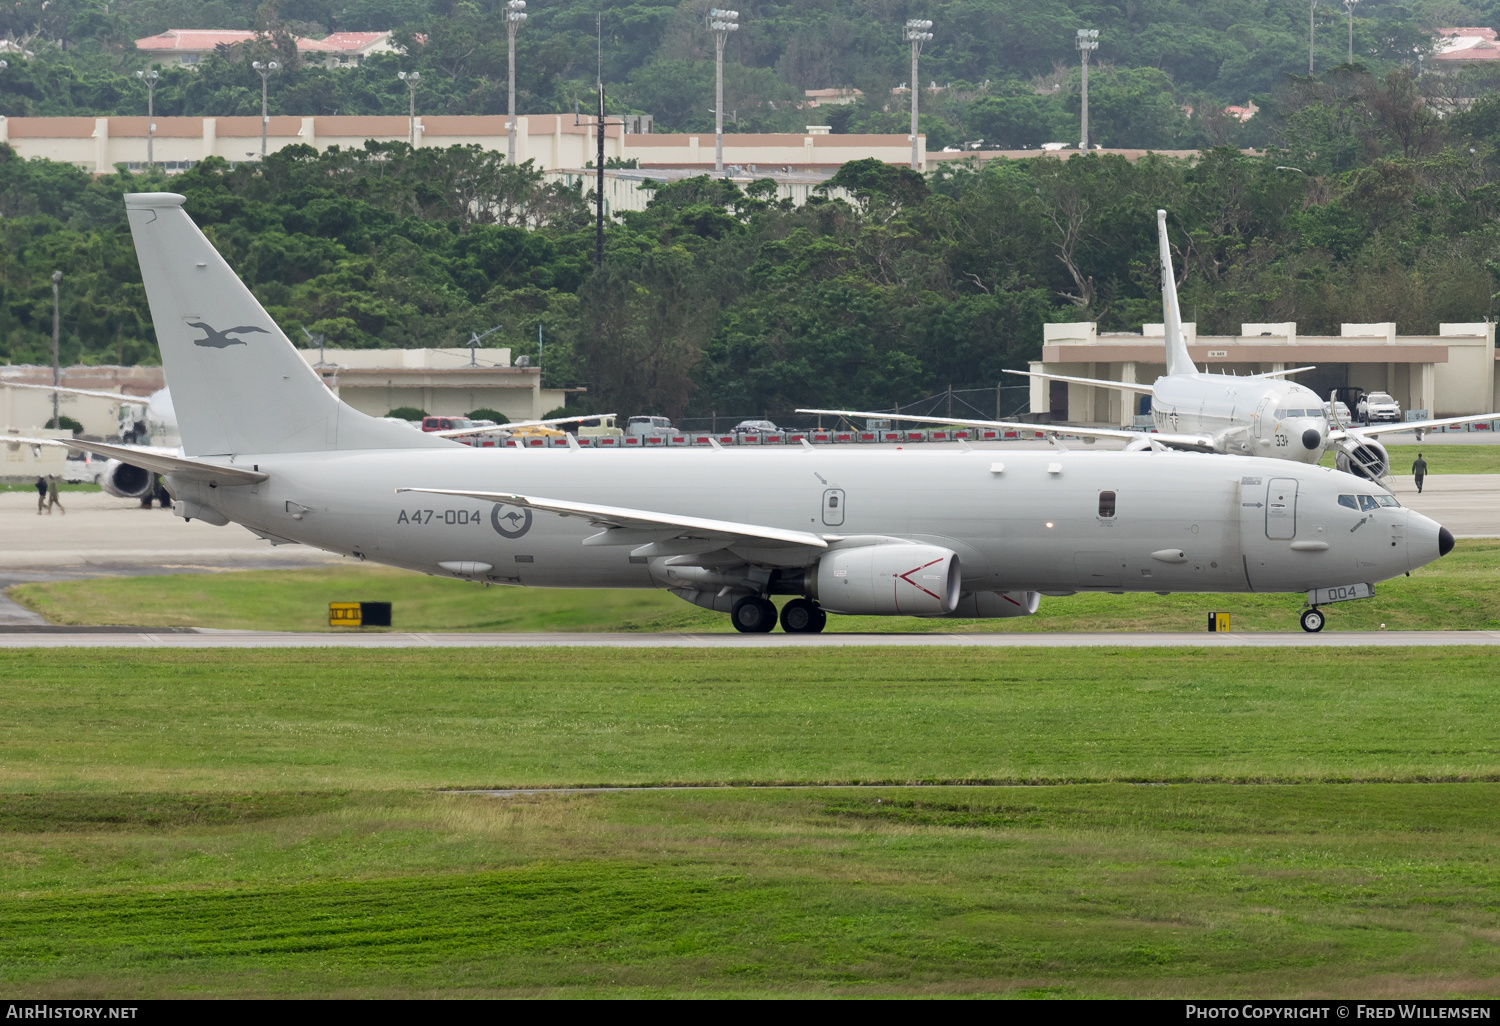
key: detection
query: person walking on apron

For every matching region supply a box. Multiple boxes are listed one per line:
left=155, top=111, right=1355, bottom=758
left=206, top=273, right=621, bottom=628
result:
left=45, top=474, right=65, bottom=515
left=35, top=475, right=47, bottom=515
left=1412, top=453, right=1429, bottom=494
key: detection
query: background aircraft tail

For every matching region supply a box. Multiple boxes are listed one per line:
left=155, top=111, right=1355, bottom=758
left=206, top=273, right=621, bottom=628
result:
left=1157, top=209, right=1197, bottom=378
left=125, top=193, right=450, bottom=458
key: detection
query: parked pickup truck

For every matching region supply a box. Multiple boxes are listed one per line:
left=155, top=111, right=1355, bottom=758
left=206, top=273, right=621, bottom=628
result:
left=1356, top=391, right=1401, bottom=424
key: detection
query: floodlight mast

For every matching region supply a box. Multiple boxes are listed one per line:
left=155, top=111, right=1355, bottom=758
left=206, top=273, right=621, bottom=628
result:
left=398, top=70, right=421, bottom=147
left=1344, top=0, right=1359, bottom=63
left=904, top=19, right=933, bottom=171
left=1076, top=29, right=1099, bottom=150
left=252, top=60, right=280, bottom=157
left=507, top=1, right=528, bottom=163
left=708, top=9, right=739, bottom=173
left=135, top=69, right=159, bottom=168
left=1309, top=0, right=1317, bottom=73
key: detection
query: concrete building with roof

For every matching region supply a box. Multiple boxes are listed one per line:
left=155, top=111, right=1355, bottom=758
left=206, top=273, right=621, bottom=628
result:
left=1433, top=27, right=1500, bottom=65
left=0, top=113, right=925, bottom=176
left=297, top=348, right=568, bottom=422
left=133, top=29, right=400, bottom=68
left=1030, top=321, right=1498, bottom=427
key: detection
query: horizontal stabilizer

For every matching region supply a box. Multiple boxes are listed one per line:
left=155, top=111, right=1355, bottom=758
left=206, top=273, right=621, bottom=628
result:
left=65, top=439, right=267, bottom=484
left=396, top=487, right=829, bottom=550
left=1, top=381, right=141, bottom=402
left=1002, top=368, right=1155, bottom=396
left=1248, top=366, right=1316, bottom=379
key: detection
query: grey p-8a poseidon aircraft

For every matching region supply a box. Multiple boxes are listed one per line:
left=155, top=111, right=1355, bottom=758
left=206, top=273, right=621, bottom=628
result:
left=806, top=210, right=1500, bottom=482
left=40, top=192, right=1453, bottom=634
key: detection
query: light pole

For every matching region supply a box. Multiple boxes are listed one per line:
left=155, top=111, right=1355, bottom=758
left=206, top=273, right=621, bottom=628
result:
left=1077, top=29, right=1098, bottom=150
left=50, top=271, right=62, bottom=430
left=708, top=9, right=739, bottom=173
left=1345, top=0, right=1358, bottom=64
left=904, top=19, right=933, bottom=171
left=251, top=60, right=279, bottom=157
left=135, top=69, right=159, bottom=168
left=398, top=70, right=421, bottom=147
left=1308, top=0, right=1320, bottom=73
left=506, top=1, right=528, bottom=163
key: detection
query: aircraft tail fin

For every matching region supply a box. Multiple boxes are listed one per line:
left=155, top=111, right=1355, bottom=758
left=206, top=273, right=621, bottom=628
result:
left=1157, top=209, right=1196, bottom=378
left=125, top=193, right=451, bottom=458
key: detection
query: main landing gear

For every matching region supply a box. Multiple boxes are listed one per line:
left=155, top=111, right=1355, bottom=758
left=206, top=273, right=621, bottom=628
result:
left=1300, top=607, right=1325, bottom=633
left=729, top=596, right=827, bottom=634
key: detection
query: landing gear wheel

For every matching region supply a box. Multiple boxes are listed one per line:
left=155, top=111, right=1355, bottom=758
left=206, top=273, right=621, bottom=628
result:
left=780, top=598, right=827, bottom=634
left=730, top=595, right=777, bottom=634
left=1300, top=607, right=1325, bottom=633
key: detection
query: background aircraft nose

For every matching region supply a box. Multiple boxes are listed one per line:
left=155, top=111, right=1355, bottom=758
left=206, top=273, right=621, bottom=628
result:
left=1439, top=526, right=1455, bottom=556
left=1301, top=428, right=1322, bottom=450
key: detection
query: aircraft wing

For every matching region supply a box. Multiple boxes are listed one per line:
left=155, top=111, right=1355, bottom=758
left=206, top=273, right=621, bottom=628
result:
left=396, top=487, right=829, bottom=551
left=1, top=381, right=141, bottom=402
left=1001, top=368, right=1155, bottom=396
left=432, top=413, right=619, bottom=439
left=796, top=408, right=1220, bottom=453
left=1327, top=413, right=1500, bottom=441
left=798, top=408, right=1139, bottom=443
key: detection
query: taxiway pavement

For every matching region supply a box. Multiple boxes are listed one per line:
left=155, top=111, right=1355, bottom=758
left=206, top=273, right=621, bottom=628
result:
left=0, top=628, right=1496, bottom=648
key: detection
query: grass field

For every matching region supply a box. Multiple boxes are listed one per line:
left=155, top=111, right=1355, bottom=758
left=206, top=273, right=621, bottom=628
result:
left=12, top=539, right=1500, bottom=633
left=1, top=646, right=1499, bottom=997
left=1320, top=443, right=1500, bottom=474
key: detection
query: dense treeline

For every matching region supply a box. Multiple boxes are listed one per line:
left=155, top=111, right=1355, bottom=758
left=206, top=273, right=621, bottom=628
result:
left=0, top=0, right=1484, bottom=150
left=6, top=62, right=1500, bottom=422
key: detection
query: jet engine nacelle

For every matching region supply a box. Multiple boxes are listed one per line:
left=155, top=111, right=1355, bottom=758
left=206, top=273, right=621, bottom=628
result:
left=99, top=458, right=155, bottom=499
left=815, top=543, right=961, bottom=616
left=1335, top=437, right=1390, bottom=480
left=942, top=590, right=1041, bottom=618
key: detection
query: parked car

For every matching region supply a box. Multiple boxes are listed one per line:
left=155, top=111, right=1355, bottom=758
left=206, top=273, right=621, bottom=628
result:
left=63, top=452, right=102, bottom=484
left=578, top=415, right=624, bottom=439
left=733, top=419, right=780, bottom=434
left=626, top=416, right=673, bottom=439
left=1323, top=400, right=1353, bottom=425
left=420, top=416, right=473, bottom=432
left=1356, top=391, right=1401, bottom=424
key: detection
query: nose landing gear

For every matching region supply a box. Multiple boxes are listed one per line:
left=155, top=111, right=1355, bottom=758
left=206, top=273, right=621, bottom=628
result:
left=1299, top=607, right=1325, bottom=633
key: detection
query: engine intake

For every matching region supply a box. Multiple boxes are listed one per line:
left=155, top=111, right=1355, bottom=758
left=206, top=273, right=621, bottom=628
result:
left=815, top=543, right=961, bottom=616
left=1335, top=437, right=1390, bottom=480
left=100, top=458, right=154, bottom=499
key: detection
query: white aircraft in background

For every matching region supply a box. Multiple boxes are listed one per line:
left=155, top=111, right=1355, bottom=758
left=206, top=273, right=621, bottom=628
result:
left=13, top=191, right=1454, bottom=635
left=5, top=380, right=608, bottom=499
left=805, top=209, right=1499, bottom=481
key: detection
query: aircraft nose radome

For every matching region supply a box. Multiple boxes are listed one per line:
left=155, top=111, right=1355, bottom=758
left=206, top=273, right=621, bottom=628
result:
left=1439, top=526, right=1455, bottom=557
left=1301, top=428, right=1322, bottom=450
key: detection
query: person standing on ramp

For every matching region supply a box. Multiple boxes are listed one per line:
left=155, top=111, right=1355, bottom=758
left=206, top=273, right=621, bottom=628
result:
left=45, top=474, right=65, bottom=515
left=1412, top=452, right=1429, bottom=494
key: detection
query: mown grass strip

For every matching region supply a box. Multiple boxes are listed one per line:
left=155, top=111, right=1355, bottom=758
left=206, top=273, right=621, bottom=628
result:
left=1, top=647, right=1497, bottom=790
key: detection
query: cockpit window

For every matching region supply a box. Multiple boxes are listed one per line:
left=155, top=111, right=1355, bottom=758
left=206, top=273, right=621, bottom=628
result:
left=1338, top=494, right=1358, bottom=510
left=1375, top=494, right=1401, bottom=508
left=1358, top=495, right=1380, bottom=511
